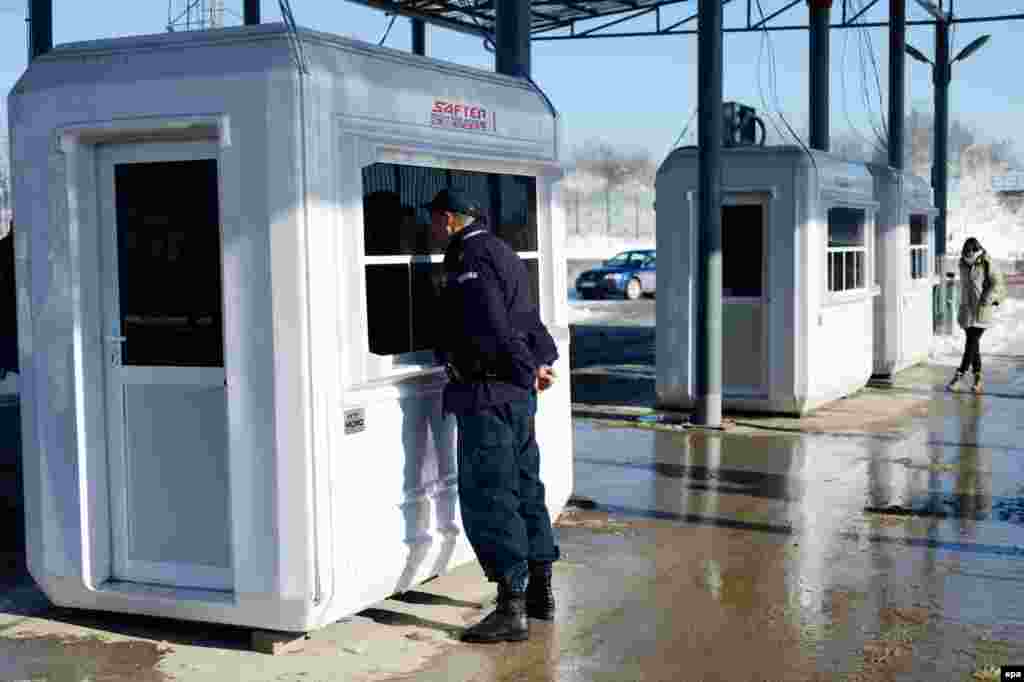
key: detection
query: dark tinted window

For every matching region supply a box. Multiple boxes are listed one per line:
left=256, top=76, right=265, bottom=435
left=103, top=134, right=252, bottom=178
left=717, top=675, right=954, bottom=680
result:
left=722, top=205, right=763, bottom=298
left=362, top=163, right=538, bottom=256
left=828, top=207, right=866, bottom=247
left=910, top=214, right=927, bottom=245
left=363, top=163, right=540, bottom=360
left=114, top=160, right=224, bottom=367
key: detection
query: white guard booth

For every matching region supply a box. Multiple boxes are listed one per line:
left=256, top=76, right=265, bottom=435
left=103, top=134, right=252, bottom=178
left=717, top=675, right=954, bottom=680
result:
left=656, top=146, right=879, bottom=415
left=869, top=166, right=938, bottom=377
left=8, top=24, right=573, bottom=632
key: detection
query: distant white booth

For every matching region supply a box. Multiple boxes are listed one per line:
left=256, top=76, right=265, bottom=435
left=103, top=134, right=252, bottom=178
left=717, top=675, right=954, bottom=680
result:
left=8, top=24, right=573, bottom=632
left=656, top=146, right=879, bottom=416
left=869, top=166, right=938, bottom=377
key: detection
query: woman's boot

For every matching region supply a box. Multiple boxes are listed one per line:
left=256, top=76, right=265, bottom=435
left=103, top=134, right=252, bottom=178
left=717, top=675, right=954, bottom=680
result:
left=526, top=561, right=555, bottom=621
left=947, top=370, right=964, bottom=391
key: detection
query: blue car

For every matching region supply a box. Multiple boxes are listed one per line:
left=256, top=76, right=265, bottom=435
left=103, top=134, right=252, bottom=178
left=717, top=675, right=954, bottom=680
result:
left=575, top=249, right=656, bottom=300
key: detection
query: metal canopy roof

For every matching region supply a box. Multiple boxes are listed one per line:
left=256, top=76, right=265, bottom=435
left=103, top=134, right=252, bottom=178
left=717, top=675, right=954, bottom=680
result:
left=345, top=0, right=1024, bottom=41
left=347, top=0, right=691, bottom=38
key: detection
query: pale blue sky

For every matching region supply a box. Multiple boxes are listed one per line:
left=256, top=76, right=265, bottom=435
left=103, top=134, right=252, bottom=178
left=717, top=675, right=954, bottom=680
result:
left=1, top=1, right=1022, bottom=164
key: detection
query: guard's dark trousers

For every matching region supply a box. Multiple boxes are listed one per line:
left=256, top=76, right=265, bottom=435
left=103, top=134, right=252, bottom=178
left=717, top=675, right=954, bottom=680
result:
left=455, top=394, right=559, bottom=586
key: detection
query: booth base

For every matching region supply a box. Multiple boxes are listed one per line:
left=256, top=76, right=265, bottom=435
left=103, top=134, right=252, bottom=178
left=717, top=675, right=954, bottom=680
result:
left=655, top=382, right=871, bottom=418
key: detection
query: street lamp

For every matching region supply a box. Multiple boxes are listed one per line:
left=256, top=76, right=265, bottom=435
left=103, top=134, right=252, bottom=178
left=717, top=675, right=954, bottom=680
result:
left=905, top=34, right=991, bottom=66
left=953, top=34, right=991, bottom=63
left=906, top=25, right=991, bottom=333
left=905, top=43, right=932, bottom=65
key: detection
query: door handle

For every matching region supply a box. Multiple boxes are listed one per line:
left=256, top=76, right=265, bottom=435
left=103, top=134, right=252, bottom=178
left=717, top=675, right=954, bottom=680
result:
left=105, top=336, right=127, bottom=344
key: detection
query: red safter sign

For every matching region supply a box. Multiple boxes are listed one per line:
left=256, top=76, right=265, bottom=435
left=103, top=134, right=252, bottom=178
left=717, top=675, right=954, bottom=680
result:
left=431, top=100, right=497, bottom=132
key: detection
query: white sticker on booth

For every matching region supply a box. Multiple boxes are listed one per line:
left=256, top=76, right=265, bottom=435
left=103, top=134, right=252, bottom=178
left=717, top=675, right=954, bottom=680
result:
left=344, top=407, right=366, bottom=435
left=430, top=99, right=497, bottom=132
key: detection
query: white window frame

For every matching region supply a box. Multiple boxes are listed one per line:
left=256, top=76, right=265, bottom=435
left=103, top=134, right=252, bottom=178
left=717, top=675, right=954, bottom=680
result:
left=908, top=213, right=930, bottom=281
left=825, top=205, right=871, bottom=296
left=341, top=133, right=558, bottom=389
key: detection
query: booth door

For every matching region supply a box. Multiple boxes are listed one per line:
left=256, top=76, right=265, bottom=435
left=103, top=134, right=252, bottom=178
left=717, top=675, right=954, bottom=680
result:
left=98, top=143, right=232, bottom=591
left=721, top=201, right=768, bottom=395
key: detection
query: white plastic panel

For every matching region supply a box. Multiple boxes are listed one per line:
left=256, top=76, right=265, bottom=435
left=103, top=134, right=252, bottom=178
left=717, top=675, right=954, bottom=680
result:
left=723, top=303, right=765, bottom=394
left=11, top=24, right=567, bottom=632
left=122, top=384, right=231, bottom=573
left=869, top=165, right=937, bottom=376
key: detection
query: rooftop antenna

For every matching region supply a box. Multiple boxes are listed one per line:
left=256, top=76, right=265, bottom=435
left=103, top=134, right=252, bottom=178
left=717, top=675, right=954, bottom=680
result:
left=167, top=0, right=225, bottom=32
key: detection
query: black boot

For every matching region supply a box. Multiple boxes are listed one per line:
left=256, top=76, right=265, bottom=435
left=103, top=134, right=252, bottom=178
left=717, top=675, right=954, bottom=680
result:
left=526, top=561, right=555, bottom=621
left=461, top=581, right=528, bottom=643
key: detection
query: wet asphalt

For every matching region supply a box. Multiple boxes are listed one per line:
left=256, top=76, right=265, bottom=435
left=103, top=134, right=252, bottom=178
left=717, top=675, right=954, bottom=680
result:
left=1, top=293, right=1024, bottom=680
left=402, top=356, right=1024, bottom=682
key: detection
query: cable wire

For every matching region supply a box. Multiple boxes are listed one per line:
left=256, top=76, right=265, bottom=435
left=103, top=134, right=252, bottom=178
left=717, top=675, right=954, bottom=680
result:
left=840, top=19, right=885, bottom=157
left=278, top=0, right=309, bottom=74
left=452, top=0, right=497, bottom=51
left=665, top=106, right=698, bottom=158
left=448, top=1, right=558, bottom=119
left=754, top=0, right=818, bottom=176
left=378, top=13, right=398, bottom=46
left=861, top=18, right=889, bottom=142
left=849, top=0, right=888, bottom=149
left=754, top=21, right=789, bottom=145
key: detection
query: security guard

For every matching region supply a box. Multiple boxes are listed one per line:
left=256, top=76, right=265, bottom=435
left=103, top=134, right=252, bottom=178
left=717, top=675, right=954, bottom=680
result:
left=425, top=188, right=560, bottom=643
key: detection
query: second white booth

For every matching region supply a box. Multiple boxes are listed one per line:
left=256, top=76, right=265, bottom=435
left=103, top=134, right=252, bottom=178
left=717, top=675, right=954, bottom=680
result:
left=869, top=165, right=938, bottom=377
left=656, top=146, right=879, bottom=415
left=9, top=24, right=573, bottom=633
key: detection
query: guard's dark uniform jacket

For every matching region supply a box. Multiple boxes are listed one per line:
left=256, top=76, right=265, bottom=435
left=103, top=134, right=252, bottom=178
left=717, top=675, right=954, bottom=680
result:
left=438, top=225, right=557, bottom=415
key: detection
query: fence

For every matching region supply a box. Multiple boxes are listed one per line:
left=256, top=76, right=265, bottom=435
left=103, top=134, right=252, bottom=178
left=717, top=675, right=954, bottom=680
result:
left=562, top=186, right=656, bottom=240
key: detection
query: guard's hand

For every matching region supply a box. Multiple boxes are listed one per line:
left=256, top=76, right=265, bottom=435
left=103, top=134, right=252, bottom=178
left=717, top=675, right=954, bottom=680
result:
left=535, top=365, right=556, bottom=392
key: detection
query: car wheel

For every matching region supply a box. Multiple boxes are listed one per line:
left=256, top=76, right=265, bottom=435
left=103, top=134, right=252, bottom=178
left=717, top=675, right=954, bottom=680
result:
left=625, top=278, right=642, bottom=301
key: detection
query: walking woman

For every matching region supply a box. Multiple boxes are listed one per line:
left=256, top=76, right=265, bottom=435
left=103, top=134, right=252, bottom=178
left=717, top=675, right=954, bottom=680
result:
left=948, top=237, right=1002, bottom=393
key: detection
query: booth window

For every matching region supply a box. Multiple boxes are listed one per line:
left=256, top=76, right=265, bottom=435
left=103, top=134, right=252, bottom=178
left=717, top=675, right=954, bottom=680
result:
left=909, top=214, right=929, bottom=280
left=827, top=207, right=867, bottom=293
left=114, top=160, right=224, bottom=367
left=721, top=204, right=764, bottom=298
left=362, top=163, right=539, bottom=366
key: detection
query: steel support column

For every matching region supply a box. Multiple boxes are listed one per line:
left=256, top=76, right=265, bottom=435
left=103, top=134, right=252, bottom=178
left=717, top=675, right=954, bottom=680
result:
left=695, top=0, right=724, bottom=427
left=495, top=0, right=531, bottom=77
left=412, top=18, right=428, bottom=55
left=244, top=0, right=260, bottom=25
left=28, top=0, right=52, bottom=61
left=933, top=19, right=950, bottom=259
left=809, top=2, right=830, bottom=151
left=888, top=0, right=906, bottom=168
left=244, top=0, right=261, bottom=25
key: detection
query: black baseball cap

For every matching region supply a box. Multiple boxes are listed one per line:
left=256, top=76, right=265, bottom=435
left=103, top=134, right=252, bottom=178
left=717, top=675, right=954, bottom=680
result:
left=421, top=189, right=482, bottom=217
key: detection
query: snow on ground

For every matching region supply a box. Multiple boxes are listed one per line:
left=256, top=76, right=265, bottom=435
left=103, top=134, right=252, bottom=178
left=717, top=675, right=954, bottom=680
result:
left=565, top=234, right=653, bottom=260
left=929, top=297, right=1024, bottom=367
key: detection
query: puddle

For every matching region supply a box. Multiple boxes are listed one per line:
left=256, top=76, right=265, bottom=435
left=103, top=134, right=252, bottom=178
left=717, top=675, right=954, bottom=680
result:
left=0, top=634, right=171, bottom=682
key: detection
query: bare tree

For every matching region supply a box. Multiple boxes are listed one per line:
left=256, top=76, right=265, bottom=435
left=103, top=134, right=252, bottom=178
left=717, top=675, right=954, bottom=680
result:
left=573, top=141, right=654, bottom=236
